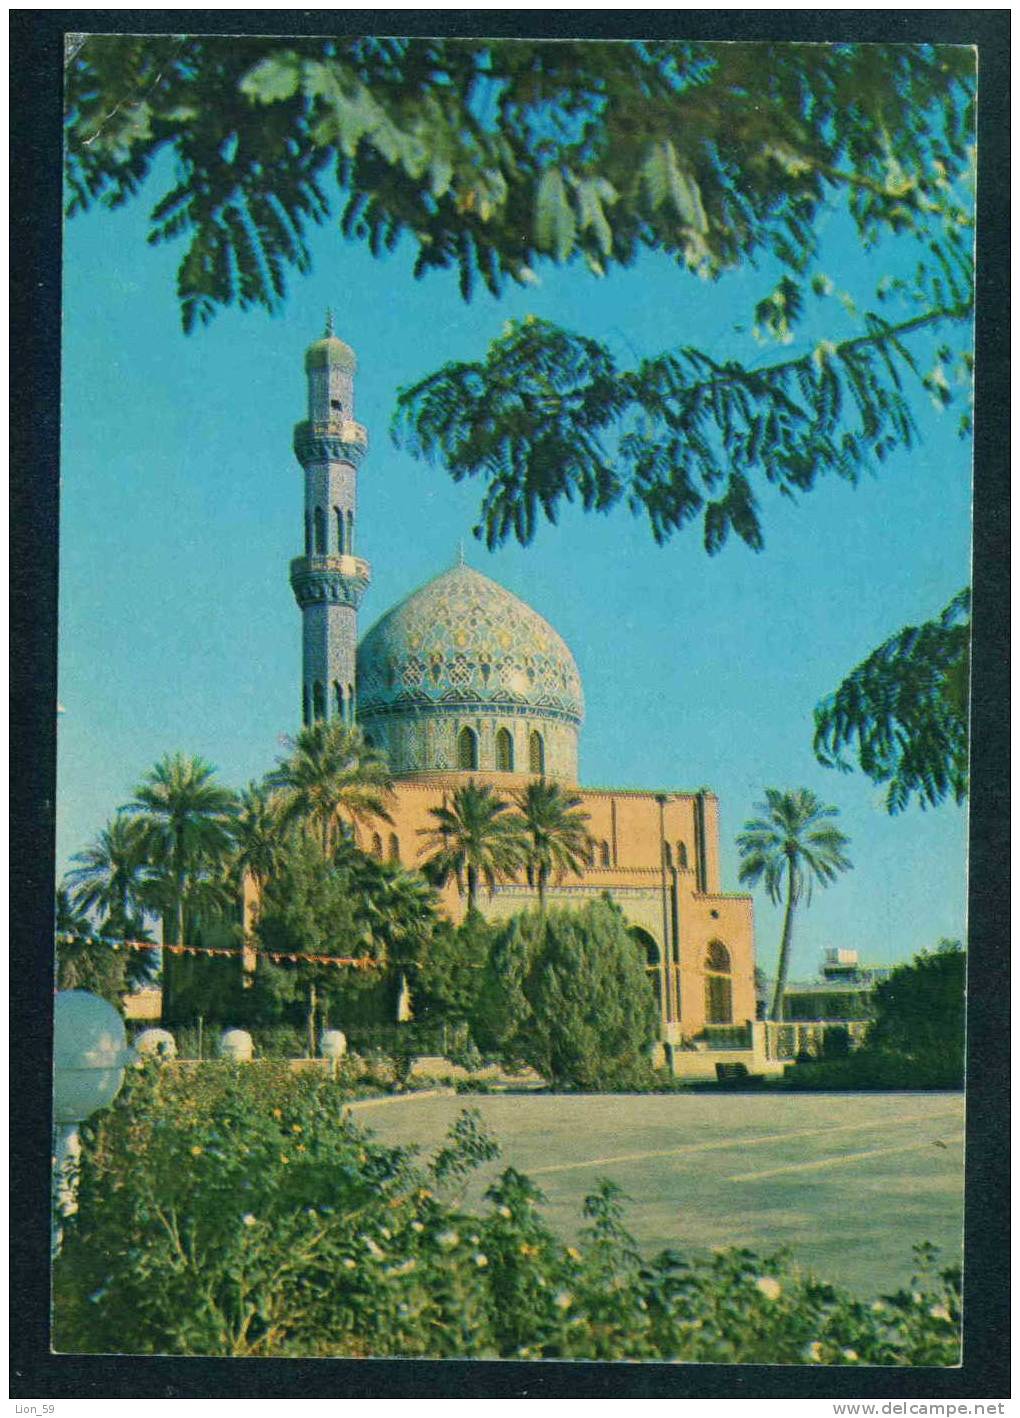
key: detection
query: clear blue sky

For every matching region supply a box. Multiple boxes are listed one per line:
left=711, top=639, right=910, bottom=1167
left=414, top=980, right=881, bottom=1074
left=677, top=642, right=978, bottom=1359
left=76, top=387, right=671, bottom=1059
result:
left=59, top=149, right=972, bottom=981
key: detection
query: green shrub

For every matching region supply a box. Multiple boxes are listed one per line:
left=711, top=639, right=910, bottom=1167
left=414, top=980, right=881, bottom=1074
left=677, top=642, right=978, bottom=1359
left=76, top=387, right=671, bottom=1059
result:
left=472, top=901, right=658, bottom=1089
left=53, top=1062, right=961, bottom=1363
left=779, top=1049, right=963, bottom=1091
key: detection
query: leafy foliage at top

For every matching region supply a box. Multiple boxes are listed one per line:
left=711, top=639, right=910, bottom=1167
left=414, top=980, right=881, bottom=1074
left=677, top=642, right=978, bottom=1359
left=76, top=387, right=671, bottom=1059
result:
left=814, top=589, right=970, bottom=812
left=65, top=38, right=974, bottom=328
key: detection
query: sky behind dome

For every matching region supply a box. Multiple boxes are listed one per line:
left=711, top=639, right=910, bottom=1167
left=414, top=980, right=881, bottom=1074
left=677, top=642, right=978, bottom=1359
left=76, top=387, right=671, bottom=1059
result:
left=59, top=120, right=972, bottom=982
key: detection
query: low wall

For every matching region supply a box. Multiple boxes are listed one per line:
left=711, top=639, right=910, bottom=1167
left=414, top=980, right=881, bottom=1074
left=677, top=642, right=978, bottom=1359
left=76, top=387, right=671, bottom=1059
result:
left=670, top=1047, right=785, bottom=1081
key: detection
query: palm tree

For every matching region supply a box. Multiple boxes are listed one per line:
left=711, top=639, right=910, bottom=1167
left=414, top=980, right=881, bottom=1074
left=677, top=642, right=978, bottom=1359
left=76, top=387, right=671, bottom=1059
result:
left=418, top=781, right=524, bottom=914
left=65, top=813, right=150, bottom=937
left=736, top=788, right=852, bottom=1021
left=230, top=781, right=293, bottom=893
left=54, top=886, right=128, bottom=999
left=267, top=719, right=392, bottom=857
left=124, top=753, right=238, bottom=1013
left=511, top=779, right=594, bottom=914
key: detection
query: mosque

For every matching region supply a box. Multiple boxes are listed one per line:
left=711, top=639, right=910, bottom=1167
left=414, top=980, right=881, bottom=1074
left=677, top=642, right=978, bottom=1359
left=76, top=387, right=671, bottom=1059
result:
left=283, top=317, right=757, bottom=1048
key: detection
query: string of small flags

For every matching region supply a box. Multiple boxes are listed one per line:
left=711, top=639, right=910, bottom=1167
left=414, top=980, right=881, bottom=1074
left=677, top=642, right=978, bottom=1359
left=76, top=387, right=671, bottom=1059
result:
left=55, top=934, right=377, bottom=970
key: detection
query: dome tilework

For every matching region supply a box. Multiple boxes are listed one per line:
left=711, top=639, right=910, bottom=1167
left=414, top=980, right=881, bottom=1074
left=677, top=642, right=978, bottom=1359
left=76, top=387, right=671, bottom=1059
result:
left=356, top=565, right=584, bottom=721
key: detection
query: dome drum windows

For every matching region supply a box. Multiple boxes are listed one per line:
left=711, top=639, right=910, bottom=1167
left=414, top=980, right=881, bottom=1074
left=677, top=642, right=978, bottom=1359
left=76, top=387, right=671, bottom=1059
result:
left=528, top=730, right=545, bottom=775
left=313, top=508, right=327, bottom=556
left=495, top=727, right=514, bottom=772
left=457, top=726, right=479, bottom=771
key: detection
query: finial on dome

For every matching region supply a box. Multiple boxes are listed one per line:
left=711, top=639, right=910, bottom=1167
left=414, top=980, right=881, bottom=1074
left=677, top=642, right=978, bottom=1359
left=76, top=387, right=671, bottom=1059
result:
left=325, top=307, right=335, bottom=337
left=456, top=539, right=466, bottom=568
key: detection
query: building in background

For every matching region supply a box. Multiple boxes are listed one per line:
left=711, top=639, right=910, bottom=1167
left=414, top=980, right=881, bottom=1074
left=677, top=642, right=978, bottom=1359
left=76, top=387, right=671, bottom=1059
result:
left=782, top=948, right=893, bottom=1025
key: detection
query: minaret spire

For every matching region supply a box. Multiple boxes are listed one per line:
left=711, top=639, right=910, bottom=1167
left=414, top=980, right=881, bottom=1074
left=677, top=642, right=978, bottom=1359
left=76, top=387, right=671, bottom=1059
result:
left=290, top=320, right=370, bottom=729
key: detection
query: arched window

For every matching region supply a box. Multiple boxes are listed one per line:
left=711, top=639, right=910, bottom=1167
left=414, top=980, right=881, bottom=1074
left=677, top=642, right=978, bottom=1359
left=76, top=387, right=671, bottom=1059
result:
left=334, top=681, right=344, bottom=718
left=600, top=840, right=611, bottom=868
left=587, top=843, right=597, bottom=868
left=335, top=507, right=345, bottom=554
left=304, top=513, right=312, bottom=556
left=314, top=507, right=326, bottom=555
left=677, top=841, right=689, bottom=869
left=631, top=927, right=663, bottom=1017
left=302, top=685, right=311, bottom=726
left=331, top=397, right=343, bottom=416
left=312, top=681, right=326, bottom=720
left=705, top=940, right=733, bottom=1024
left=371, top=833, right=383, bottom=859
left=457, top=726, right=479, bottom=770
left=346, top=511, right=354, bottom=555
left=496, top=727, right=514, bottom=771
left=388, top=833, right=401, bottom=863
left=663, top=841, right=674, bottom=868
left=528, top=730, right=545, bottom=775
left=706, top=941, right=731, bottom=973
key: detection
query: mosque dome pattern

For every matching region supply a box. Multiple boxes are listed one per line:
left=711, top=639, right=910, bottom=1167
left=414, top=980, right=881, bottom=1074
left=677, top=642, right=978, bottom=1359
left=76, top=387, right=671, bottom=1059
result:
left=356, top=565, right=584, bottom=722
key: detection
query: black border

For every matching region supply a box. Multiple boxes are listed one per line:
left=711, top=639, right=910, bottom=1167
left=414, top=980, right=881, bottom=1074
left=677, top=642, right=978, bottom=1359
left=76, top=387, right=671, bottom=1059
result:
left=11, top=9, right=1010, bottom=1401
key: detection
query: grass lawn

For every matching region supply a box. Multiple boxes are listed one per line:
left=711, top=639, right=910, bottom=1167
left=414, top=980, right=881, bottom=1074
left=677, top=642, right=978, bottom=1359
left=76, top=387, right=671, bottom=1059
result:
left=354, top=1091, right=964, bottom=1297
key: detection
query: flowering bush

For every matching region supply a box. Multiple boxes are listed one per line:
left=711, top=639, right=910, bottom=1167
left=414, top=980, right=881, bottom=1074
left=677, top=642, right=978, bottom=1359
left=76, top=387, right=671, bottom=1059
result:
left=53, top=1063, right=961, bottom=1362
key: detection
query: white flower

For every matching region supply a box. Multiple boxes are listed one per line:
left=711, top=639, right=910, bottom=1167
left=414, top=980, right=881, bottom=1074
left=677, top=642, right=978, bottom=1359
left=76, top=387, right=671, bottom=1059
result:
left=342, top=1258, right=357, bottom=1270
left=474, top=1252, right=488, bottom=1268
left=929, top=1303, right=952, bottom=1322
left=554, top=1290, right=573, bottom=1310
left=389, top=1258, right=417, bottom=1277
left=842, top=1349, right=859, bottom=1362
left=437, top=1229, right=459, bottom=1249
left=242, top=1213, right=257, bottom=1227
left=755, top=1276, right=782, bottom=1302
left=363, top=1237, right=385, bottom=1260
left=498, top=1205, right=512, bottom=1219
left=802, top=1341, right=825, bottom=1364
left=411, top=1220, right=424, bottom=1233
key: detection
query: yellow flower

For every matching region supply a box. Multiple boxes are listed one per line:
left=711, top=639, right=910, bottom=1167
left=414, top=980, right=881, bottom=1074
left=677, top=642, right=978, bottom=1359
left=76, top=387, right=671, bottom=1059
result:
left=272, top=1108, right=283, bottom=1119
left=190, top=1145, right=203, bottom=1157
left=566, top=1247, right=581, bottom=1262
left=291, top=1123, right=303, bottom=1134
left=280, top=1154, right=290, bottom=1165
left=519, top=1243, right=538, bottom=1258
left=755, top=1276, right=782, bottom=1302
left=296, top=1144, right=306, bottom=1153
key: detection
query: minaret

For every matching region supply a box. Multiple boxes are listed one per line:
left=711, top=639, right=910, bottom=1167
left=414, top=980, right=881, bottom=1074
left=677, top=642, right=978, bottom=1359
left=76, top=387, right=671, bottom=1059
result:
left=289, top=313, right=371, bottom=726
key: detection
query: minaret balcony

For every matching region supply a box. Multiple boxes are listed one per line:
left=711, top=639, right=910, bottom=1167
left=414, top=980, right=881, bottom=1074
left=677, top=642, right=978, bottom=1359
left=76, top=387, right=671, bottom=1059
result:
left=294, top=418, right=369, bottom=467
left=290, top=553, right=372, bottom=610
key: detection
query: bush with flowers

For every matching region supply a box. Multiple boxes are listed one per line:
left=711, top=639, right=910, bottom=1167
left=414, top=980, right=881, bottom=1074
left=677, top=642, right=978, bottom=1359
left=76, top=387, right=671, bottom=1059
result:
left=53, top=1062, right=961, bottom=1362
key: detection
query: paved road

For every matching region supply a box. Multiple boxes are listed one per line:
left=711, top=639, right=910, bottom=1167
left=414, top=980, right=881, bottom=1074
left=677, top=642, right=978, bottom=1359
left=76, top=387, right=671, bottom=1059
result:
left=356, top=1091, right=965, bottom=1298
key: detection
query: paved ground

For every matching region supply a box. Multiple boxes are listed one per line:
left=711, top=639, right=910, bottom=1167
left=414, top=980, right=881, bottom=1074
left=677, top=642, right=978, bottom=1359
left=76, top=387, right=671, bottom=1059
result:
left=354, top=1091, right=965, bottom=1298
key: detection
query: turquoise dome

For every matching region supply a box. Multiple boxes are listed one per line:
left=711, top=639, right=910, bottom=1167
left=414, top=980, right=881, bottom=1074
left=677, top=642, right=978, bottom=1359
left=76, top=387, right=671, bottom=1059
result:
left=356, top=564, right=584, bottom=722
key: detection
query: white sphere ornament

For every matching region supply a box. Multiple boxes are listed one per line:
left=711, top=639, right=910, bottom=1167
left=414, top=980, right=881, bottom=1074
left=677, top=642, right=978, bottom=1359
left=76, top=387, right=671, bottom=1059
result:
left=134, top=1028, right=178, bottom=1061
left=320, top=1029, right=348, bottom=1060
left=53, top=990, right=134, bottom=1125
left=219, top=1028, right=254, bottom=1062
